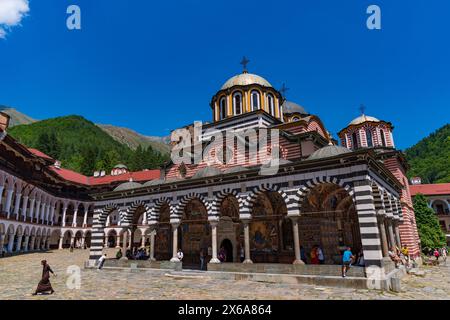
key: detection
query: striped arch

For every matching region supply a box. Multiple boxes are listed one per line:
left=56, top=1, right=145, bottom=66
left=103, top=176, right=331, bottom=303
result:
left=174, top=192, right=210, bottom=219
left=240, top=183, right=288, bottom=219
left=382, top=191, right=394, bottom=218
left=150, top=197, right=173, bottom=222
left=296, top=176, right=354, bottom=211
left=123, top=200, right=151, bottom=225
left=88, top=203, right=120, bottom=261
left=210, top=188, right=239, bottom=217
left=371, top=182, right=386, bottom=216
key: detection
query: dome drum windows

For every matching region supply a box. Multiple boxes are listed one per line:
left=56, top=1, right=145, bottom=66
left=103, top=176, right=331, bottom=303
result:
left=267, top=93, right=275, bottom=116
left=233, top=92, right=243, bottom=115
left=250, top=90, right=261, bottom=111
left=365, top=128, right=373, bottom=147
left=219, top=97, right=227, bottom=120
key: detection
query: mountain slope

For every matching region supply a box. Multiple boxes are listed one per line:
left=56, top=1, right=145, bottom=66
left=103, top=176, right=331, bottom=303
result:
left=8, top=116, right=167, bottom=176
left=0, top=106, right=36, bottom=126
left=98, top=124, right=170, bottom=154
left=405, top=124, right=450, bottom=184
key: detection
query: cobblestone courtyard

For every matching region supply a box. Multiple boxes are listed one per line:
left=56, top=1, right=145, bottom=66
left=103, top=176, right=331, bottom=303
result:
left=1, top=249, right=449, bottom=300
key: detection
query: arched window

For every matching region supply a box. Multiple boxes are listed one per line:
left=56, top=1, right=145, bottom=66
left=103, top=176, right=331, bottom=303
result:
left=251, top=90, right=260, bottom=111
left=267, top=94, right=275, bottom=115
left=352, top=132, right=358, bottom=149
left=233, top=92, right=242, bottom=115
left=380, top=129, right=386, bottom=146
left=219, top=97, right=227, bottom=120
left=366, top=129, right=373, bottom=147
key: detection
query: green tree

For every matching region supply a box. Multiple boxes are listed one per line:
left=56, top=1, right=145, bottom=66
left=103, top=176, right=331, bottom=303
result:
left=413, top=193, right=446, bottom=250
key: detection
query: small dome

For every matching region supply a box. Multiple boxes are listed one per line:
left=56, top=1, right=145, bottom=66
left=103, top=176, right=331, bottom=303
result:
left=282, top=101, right=308, bottom=115
left=222, top=166, right=249, bottom=174
left=221, top=73, right=272, bottom=90
left=113, top=164, right=128, bottom=169
left=349, top=114, right=380, bottom=126
left=143, top=179, right=164, bottom=187
left=192, top=166, right=222, bottom=179
left=113, top=181, right=143, bottom=192
left=308, top=145, right=351, bottom=160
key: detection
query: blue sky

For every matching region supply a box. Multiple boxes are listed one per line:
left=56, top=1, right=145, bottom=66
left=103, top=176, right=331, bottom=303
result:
left=0, top=0, right=448, bottom=150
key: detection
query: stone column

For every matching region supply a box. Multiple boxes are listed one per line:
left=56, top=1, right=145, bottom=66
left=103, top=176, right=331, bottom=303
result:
left=28, top=198, right=35, bottom=222
left=128, top=232, right=132, bottom=249
left=150, top=229, right=156, bottom=261
left=13, top=192, right=22, bottom=219
left=0, top=234, right=4, bottom=255
left=46, top=238, right=51, bottom=250
left=30, top=236, right=36, bottom=250
left=209, top=221, right=220, bottom=263
left=81, top=236, right=85, bottom=248
left=242, top=220, right=252, bottom=264
left=290, top=217, right=304, bottom=264
left=143, top=212, right=148, bottom=225
left=141, top=232, right=146, bottom=248
left=394, top=222, right=402, bottom=247
left=34, top=200, right=41, bottom=223
left=82, top=209, right=88, bottom=227
left=62, top=205, right=68, bottom=227
left=378, top=217, right=389, bottom=257
left=4, top=189, right=14, bottom=218
left=170, top=223, right=180, bottom=262
left=23, top=235, right=30, bottom=252
left=16, top=235, right=23, bottom=252
left=58, top=235, right=63, bottom=250
left=115, top=234, right=120, bottom=248
left=0, top=185, right=4, bottom=208
left=45, top=204, right=50, bottom=225
left=21, top=196, right=29, bottom=222
left=7, top=234, right=15, bottom=252
left=122, top=231, right=128, bottom=254
left=387, top=219, right=397, bottom=249
left=72, top=209, right=78, bottom=227
left=40, top=202, right=46, bottom=224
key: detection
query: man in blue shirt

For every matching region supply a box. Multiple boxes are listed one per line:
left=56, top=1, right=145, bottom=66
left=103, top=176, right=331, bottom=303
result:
left=342, top=247, right=355, bottom=278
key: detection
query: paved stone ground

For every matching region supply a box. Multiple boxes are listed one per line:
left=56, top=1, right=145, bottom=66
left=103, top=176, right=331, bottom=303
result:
left=1, top=249, right=449, bottom=300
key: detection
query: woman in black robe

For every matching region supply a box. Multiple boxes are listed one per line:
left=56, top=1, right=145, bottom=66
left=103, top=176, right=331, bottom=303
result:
left=33, top=260, right=56, bottom=295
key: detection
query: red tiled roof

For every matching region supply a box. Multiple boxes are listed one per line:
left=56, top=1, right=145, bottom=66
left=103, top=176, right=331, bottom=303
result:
left=49, top=166, right=90, bottom=185
left=28, top=148, right=55, bottom=161
left=88, top=170, right=161, bottom=185
left=410, top=183, right=450, bottom=196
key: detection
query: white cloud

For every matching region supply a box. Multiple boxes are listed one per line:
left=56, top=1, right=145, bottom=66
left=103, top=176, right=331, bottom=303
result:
left=0, top=0, right=30, bottom=39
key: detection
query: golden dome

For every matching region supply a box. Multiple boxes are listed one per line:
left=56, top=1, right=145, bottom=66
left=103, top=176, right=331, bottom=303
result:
left=349, top=114, right=380, bottom=126
left=221, top=72, right=272, bottom=90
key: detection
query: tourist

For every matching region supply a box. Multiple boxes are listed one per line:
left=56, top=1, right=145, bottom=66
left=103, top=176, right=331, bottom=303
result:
left=388, top=247, right=402, bottom=268
left=218, top=246, right=226, bottom=262
left=356, top=250, right=365, bottom=267
left=70, top=244, right=74, bottom=252
left=177, top=248, right=184, bottom=261
left=32, top=260, right=56, bottom=295
left=434, top=248, right=440, bottom=261
left=97, top=254, right=107, bottom=269
left=441, top=247, right=448, bottom=265
left=401, top=245, right=409, bottom=263
left=116, top=248, right=123, bottom=259
left=200, top=249, right=206, bottom=270
left=342, top=247, right=354, bottom=278
left=300, top=246, right=307, bottom=264
left=239, top=245, right=245, bottom=263
left=310, top=246, right=319, bottom=264
left=317, top=246, right=325, bottom=264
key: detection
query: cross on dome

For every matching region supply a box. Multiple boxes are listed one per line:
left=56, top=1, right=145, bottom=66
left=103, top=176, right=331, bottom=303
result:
left=280, top=83, right=289, bottom=98
left=240, top=56, right=250, bottom=73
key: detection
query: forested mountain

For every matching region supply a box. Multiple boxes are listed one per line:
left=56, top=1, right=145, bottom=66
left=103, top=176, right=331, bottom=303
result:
left=8, top=116, right=169, bottom=176
left=0, top=106, right=36, bottom=126
left=405, top=124, right=450, bottom=184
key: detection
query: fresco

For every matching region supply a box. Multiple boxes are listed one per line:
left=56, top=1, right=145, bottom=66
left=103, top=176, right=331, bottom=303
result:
left=250, top=221, right=279, bottom=252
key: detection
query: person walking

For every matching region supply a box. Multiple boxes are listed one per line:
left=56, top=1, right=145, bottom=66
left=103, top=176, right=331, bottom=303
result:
left=97, top=254, right=107, bottom=269
left=177, top=248, right=184, bottom=261
left=32, top=260, right=56, bottom=295
left=116, top=248, right=123, bottom=259
left=342, top=247, right=354, bottom=278
left=199, top=249, right=206, bottom=270
left=300, top=246, right=307, bottom=264
left=239, top=245, right=245, bottom=263
left=442, top=247, right=448, bottom=265
left=310, top=246, right=319, bottom=264
left=434, top=248, right=440, bottom=261
left=317, top=246, right=325, bottom=264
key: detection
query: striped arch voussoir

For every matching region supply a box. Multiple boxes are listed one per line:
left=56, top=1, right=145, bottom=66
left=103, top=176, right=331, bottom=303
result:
left=211, top=188, right=239, bottom=215
left=297, top=177, right=354, bottom=209
left=175, top=192, right=209, bottom=215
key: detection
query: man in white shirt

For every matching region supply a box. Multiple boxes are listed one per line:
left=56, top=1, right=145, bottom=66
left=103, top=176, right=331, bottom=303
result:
left=97, top=254, right=107, bottom=270
left=177, top=249, right=184, bottom=261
